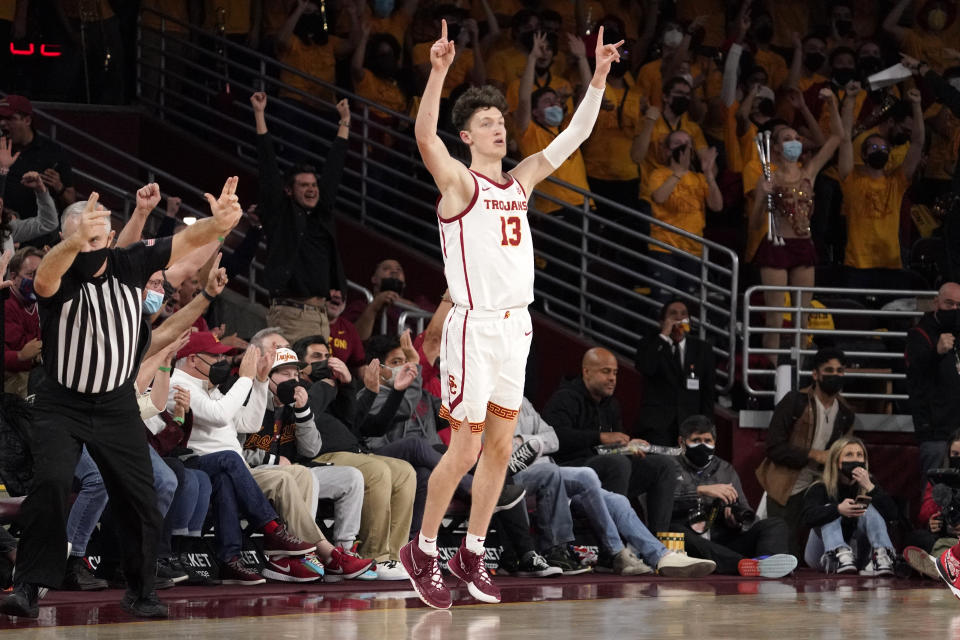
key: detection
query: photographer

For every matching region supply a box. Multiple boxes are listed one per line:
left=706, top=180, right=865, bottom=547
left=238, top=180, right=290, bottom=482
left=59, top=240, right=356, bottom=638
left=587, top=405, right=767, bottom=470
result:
left=903, top=430, right=960, bottom=579
left=906, top=282, right=960, bottom=483
left=669, top=416, right=795, bottom=577
left=800, top=437, right=898, bottom=575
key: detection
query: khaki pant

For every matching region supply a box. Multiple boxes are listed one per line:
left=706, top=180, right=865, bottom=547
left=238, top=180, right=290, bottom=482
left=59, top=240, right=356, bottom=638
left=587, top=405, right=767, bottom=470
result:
left=267, top=302, right=329, bottom=344
left=250, top=465, right=325, bottom=544
left=3, top=371, right=29, bottom=398
left=315, top=451, right=415, bottom=562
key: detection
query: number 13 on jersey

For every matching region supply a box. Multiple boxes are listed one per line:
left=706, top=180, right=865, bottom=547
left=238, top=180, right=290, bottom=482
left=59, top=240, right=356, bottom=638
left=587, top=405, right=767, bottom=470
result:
left=500, top=216, right=521, bottom=246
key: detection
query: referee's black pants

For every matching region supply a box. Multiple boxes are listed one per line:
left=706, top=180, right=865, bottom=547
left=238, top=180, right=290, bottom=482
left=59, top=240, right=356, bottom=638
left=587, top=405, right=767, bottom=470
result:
left=15, top=379, right=161, bottom=597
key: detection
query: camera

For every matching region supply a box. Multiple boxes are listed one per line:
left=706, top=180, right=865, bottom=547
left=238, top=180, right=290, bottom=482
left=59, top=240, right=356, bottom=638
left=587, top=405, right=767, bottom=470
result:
left=678, top=498, right=755, bottom=533
left=928, top=468, right=960, bottom=528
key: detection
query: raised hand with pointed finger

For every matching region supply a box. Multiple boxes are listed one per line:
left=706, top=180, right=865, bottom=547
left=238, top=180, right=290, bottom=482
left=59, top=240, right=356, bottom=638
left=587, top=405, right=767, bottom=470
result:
left=430, top=19, right=457, bottom=71
left=592, top=26, right=625, bottom=81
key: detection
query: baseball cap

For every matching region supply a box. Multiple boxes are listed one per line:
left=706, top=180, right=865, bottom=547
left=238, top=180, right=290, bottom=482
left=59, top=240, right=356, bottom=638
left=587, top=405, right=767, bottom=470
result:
left=0, top=95, right=33, bottom=118
left=270, top=347, right=301, bottom=372
left=176, top=331, right=237, bottom=360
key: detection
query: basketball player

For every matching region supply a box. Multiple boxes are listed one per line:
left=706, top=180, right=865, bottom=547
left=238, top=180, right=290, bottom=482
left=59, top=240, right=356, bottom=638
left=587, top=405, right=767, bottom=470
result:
left=398, top=22, right=623, bottom=609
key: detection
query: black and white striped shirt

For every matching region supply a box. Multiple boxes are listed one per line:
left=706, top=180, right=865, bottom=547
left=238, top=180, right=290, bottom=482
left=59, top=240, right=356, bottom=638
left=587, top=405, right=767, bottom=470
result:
left=38, top=238, right=172, bottom=395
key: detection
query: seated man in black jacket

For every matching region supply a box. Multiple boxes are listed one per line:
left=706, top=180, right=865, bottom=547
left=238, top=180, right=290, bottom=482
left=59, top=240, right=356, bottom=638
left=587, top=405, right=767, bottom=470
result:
left=670, top=416, right=795, bottom=577
left=634, top=299, right=715, bottom=446
left=250, top=91, right=351, bottom=343
left=543, top=347, right=678, bottom=533
left=292, top=335, right=416, bottom=580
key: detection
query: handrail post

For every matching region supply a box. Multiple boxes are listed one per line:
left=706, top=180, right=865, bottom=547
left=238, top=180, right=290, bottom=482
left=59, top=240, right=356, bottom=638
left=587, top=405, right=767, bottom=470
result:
left=579, top=201, right=589, bottom=335
left=248, top=262, right=256, bottom=304
left=699, top=247, right=709, bottom=340
left=361, top=105, right=369, bottom=224
left=159, top=17, right=166, bottom=117
left=793, top=287, right=802, bottom=389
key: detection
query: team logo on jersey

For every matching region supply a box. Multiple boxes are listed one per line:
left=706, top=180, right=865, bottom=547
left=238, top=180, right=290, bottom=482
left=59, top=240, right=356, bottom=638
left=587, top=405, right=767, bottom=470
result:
left=448, top=374, right=459, bottom=397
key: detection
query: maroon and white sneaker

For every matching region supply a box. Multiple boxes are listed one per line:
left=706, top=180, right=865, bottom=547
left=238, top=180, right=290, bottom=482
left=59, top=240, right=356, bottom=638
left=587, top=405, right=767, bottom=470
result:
left=262, top=523, right=314, bottom=557
left=325, top=546, right=374, bottom=579
left=400, top=540, right=451, bottom=610
left=219, top=557, right=266, bottom=585
left=448, top=542, right=500, bottom=604
left=262, top=555, right=322, bottom=583
left=937, top=548, right=960, bottom=600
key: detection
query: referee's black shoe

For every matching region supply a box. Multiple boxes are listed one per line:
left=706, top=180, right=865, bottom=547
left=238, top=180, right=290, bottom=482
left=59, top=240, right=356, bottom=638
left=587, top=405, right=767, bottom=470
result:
left=121, top=590, right=169, bottom=618
left=0, top=582, right=40, bottom=618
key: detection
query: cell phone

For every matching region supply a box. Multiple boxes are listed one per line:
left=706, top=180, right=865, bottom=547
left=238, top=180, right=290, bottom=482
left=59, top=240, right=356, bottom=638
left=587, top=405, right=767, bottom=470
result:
left=855, top=495, right=872, bottom=506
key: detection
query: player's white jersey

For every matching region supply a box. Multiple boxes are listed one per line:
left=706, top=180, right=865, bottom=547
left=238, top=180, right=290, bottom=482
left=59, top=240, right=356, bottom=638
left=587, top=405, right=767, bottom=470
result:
left=437, top=170, right=534, bottom=311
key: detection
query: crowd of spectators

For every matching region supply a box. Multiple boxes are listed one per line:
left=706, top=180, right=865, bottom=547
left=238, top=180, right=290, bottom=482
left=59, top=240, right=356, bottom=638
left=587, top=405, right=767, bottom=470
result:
left=5, top=0, right=960, bottom=617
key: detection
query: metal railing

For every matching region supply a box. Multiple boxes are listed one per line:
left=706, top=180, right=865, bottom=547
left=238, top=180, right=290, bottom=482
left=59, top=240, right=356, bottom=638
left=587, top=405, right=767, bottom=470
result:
left=742, top=285, right=935, bottom=400
left=135, top=9, right=741, bottom=389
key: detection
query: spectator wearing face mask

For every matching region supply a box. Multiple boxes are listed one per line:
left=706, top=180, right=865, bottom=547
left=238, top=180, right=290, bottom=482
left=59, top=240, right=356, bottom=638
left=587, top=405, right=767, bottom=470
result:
left=637, top=77, right=707, bottom=197
left=800, top=437, right=898, bottom=575
left=785, top=34, right=828, bottom=94
left=513, top=31, right=593, bottom=215
left=885, top=0, right=957, bottom=74
left=352, top=30, right=410, bottom=126
left=4, top=247, right=44, bottom=397
left=485, top=9, right=542, bottom=92
left=634, top=299, right=715, bottom=447
left=345, top=259, right=435, bottom=342
left=755, top=347, right=855, bottom=556
left=242, top=348, right=370, bottom=580
left=505, top=29, right=573, bottom=117
left=413, top=6, right=490, bottom=99
left=838, top=84, right=924, bottom=289
left=669, top=415, right=795, bottom=577
left=905, top=282, right=960, bottom=482
left=634, top=20, right=706, bottom=113
left=644, top=130, right=721, bottom=300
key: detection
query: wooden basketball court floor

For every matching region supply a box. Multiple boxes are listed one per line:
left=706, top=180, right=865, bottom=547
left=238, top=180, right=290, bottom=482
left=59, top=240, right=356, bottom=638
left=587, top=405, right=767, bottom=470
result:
left=0, top=573, right=957, bottom=639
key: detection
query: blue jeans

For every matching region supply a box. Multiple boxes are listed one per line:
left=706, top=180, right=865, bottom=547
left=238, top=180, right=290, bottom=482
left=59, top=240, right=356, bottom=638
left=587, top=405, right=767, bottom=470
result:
left=185, top=451, right=278, bottom=561
left=149, top=447, right=177, bottom=518
left=804, top=505, right=895, bottom=570
left=65, top=447, right=108, bottom=557
left=164, top=458, right=212, bottom=536
left=513, top=463, right=574, bottom=550
left=583, top=490, right=669, bottom=566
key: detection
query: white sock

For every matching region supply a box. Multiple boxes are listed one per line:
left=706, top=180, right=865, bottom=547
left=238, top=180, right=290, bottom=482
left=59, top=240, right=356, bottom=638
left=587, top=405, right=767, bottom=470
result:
left=465, top=533, right=485, bottom=555
left=418, top=532, right=438, bottom=557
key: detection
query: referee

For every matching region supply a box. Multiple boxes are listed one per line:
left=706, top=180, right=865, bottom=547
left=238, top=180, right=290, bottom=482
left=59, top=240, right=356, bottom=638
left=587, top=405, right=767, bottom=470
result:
left=0, top=178, right=243, bottom=619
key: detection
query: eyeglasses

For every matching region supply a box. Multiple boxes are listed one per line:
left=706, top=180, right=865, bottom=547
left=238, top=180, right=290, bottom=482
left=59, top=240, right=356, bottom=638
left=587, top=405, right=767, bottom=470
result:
left=865, top=143, right=890, bottom=153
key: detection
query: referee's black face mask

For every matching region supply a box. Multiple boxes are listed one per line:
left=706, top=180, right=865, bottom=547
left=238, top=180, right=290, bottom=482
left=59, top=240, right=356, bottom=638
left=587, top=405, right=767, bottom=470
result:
left=70, top=248, right=108, bottom=280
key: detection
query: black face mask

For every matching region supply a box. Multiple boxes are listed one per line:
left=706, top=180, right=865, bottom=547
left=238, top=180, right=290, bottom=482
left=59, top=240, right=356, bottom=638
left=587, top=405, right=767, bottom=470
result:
left=757, top=97, right=776, bottom=118
left=380, top=277, right=405, bottom=295
left=275, top=379, right=303, bottom=405
left=669, top=96, right=690, bottom=116
left=835, top=19, right=854, bottom=36
left=891, top=130, right=910, bottom=146
left=804, top=52, right=825, bottom=72
left=671, top=144, right=688, bottom=163
left=204, top=359, right=232, bottom=386
left=840, top=460, right=865, bottom=480
left=818, top=374, right=844, bottom=395
left=70, top=248, right=109, bottom=281
left=754, top=24, right=773, bottom=43
left=858, top=56, right=882, bottom=77
left=371, top=55, right=398, bottom=78
left=609, top=59, right=629, bottom=78
left=307, top=360, right=330, bottom=382
left=684, top=443, right=715, bottom=468
left=294, top=14, right=328, bottom=45
left=832, top=68, right=857, bottom=86
left=950, top=457, right=960, bottom=470
left=865, top=150, right=889, bottom=170
left=446, top=23, right=462, bottom=41
left=935, top=308, right=960, bottom=330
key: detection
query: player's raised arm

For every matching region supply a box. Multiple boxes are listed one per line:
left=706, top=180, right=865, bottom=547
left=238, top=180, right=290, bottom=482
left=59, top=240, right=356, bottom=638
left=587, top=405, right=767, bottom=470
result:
left=416, top=20, right=472, bottom=195
left=511, top=26, right=623, bottom=194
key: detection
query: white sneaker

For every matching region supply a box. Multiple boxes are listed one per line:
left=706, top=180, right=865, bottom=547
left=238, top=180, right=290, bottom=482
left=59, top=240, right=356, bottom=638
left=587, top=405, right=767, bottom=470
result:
left=656, top=551, right=716, bottom=577
left=836, top=547, right=857, bottom=574
left=860, top=548, right=894, bottom=577
left=376, top=560, right=410, bottom=580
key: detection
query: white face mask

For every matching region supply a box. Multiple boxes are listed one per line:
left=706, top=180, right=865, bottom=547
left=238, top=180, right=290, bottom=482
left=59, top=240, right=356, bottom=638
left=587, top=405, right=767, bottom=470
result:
left=663, top=29, right=683, bottom=48
left=381, top=364, right=403, bottom=387
left=950, top=78, right=960, bottom=93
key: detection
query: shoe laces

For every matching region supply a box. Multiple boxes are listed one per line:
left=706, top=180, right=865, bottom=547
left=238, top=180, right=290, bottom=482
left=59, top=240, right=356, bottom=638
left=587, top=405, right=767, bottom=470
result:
left=462, top=550, right=493, bottom=588
left=419, top=554, right=445, bottom=590
left=529, top=553, right=549, bottom=570
left=302, top=553, right=325, bottom=571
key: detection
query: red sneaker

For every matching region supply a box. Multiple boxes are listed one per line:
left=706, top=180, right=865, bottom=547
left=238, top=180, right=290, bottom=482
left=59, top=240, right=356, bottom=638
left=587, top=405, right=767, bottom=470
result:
left=262, top=523, right=314, bottom=557
left=325, top=546, right=374, bottom=579
left=448, top=542, right=500, bottom=604
left=937, top=548, right=960, bottom=600
left=400, top=540, right=451, bottom=610
left=262, top=555, right=322, bottom=583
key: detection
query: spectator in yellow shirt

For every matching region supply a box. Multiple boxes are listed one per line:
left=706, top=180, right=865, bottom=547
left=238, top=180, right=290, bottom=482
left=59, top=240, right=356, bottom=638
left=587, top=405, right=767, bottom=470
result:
left=785, top=34, right=828, bottom=94
left=486, top=9, right=540, bottom=91
left=351, top=29, right=410, bottom=144
left=838, top=85, right=925, bottom=289
left=885, top=0, right=955, bottom=73
left=645, top=131, right=722, bottom=300
left=413, top=6, right=489, bottom=98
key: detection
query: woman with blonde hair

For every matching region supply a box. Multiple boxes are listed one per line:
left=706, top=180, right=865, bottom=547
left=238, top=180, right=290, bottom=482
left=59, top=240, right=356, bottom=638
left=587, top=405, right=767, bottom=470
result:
left=800, top=436, right=898, bottom=575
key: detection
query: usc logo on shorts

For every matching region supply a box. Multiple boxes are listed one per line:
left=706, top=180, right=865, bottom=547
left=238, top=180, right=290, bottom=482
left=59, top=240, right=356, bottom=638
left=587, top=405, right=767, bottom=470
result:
left=448, top=374, right=459, bottom=397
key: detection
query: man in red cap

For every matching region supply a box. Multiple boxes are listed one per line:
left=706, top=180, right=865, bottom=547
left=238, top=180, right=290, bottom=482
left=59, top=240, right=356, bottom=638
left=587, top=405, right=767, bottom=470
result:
left=0, top=95, right=76, bottom=231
